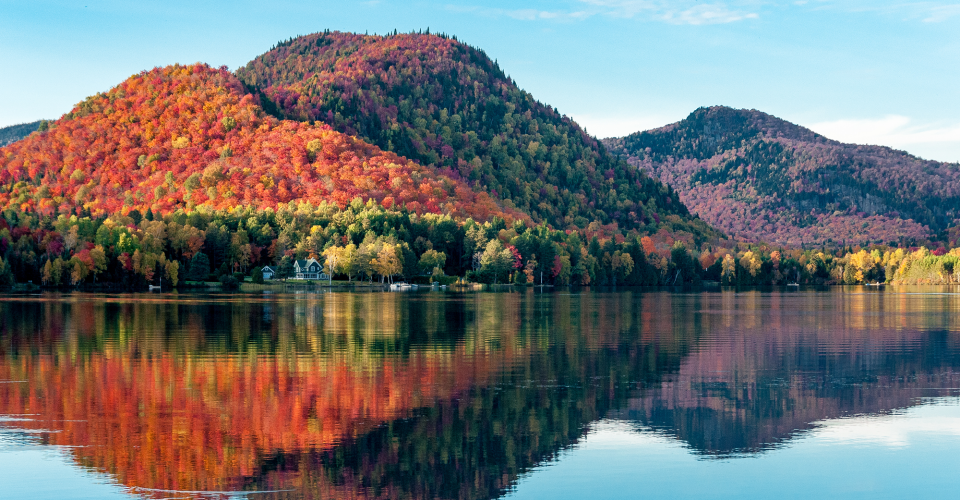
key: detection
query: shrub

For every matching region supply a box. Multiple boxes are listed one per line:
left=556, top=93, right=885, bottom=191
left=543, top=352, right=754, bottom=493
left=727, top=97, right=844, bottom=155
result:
left=219, top=274, right=240, bottom=290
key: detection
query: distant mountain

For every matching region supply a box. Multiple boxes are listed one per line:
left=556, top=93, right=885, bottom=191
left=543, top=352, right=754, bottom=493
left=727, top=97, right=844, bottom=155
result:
left=0, top=64, right=513, bottom=220
left=0, top=121, right=44, bottom=147
left=236, top=31, right=700, bottom=233
left=604, top=106, right=960, bottom=246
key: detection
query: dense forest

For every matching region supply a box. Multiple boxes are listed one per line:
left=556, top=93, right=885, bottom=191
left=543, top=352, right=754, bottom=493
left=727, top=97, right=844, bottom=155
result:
left=0, top=120, right=43, bottom=146
left=605, top=106, right=960, bottom=246
left=0, top=199, right=952, bottom=291
left=0, top=200, right=712, bottom=289
left=0, top=64, right=516, bottom=222
left=3, top=31, right=959, bottom=290
left=236, top=31, right=690, bottom=232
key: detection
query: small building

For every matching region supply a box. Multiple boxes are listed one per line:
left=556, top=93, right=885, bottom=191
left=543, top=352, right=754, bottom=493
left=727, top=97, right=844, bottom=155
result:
left=260, top=266, right=275, bottom=280
left=294, top=259, right=323, bottom=280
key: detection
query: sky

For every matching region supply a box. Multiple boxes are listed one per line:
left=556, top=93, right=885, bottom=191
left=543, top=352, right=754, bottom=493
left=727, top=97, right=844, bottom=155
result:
left=1, top=0, right=959, bottom=162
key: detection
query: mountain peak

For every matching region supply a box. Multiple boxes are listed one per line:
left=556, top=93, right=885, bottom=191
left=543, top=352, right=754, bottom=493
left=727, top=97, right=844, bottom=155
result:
left=606, top=107, right=960, bottom=246
left=236, top=30, right=708, bottom=235
left=0, top=62, right=516, bottom=221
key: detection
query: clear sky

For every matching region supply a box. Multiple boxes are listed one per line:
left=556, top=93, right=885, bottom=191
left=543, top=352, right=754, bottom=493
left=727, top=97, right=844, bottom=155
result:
left=2, top=0, right=959, bottom=162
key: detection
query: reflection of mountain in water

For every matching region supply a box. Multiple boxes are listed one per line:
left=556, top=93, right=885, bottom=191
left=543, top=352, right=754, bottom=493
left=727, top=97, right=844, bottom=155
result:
left=0, top=293, right=691, bottom=498
left=617, top=296, right=960, bottom=456
left=1, top=291, right=959, bottom=498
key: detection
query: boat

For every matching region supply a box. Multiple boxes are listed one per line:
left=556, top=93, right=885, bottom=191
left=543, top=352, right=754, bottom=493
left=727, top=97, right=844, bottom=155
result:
left=787, top=283, right=800, bottom=287
left=389, top=283, right=414, bottom=291
left=148, top=285, right=161, bottom=292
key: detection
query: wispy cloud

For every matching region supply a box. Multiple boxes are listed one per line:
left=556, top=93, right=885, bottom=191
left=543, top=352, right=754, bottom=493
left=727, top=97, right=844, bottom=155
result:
left=445, top=1, right=960, bottom=28
left=774, top=0, right=960, bottom=22
left=808, top=115, right=960, bottom=161
left=582, top=0, right=960, bottom=24
left=444, top=5, right=591, bottom=22
left=447, top=1, right=760, bottom=25
left=812, top=405, right=960, bottom=448
left=580, top=0, right=761, bottom=24
left=661, top=4, right=760, bottom=24
left=922, top=3, right=960, bottom=22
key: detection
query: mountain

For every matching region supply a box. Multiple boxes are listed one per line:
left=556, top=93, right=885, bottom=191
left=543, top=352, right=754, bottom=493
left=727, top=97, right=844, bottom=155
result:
left=236, top=31, right=696, bottom=233
left=604, top=106, right=960, bottom=246
left=0, top=121, right=44, bottom=147
left=0, top=64, right=514, bottom=221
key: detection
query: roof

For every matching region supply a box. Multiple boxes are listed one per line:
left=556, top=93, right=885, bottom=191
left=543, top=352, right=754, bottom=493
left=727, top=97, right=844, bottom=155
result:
left=295, top=258, right=320, bottom=269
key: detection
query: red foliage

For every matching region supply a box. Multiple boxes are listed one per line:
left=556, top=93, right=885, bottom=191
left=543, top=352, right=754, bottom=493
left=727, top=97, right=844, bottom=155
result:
left=0, top=64, right=521, bottom=224
left=606, top=106, right=956, bottom=246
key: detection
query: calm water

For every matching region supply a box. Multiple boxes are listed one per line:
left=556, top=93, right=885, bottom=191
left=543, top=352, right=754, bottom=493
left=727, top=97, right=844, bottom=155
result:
left=1, top=289, right=959, bottom=499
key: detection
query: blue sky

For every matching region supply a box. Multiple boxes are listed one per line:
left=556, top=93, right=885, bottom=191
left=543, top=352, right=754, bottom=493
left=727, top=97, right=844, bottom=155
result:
left=2, top=0, right=959, bottom=161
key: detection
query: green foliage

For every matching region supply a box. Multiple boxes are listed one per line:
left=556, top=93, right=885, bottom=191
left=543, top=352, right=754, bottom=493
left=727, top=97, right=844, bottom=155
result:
left=670, top=242, right=700, bottom=285
left=419, top=249, right=447, bottom=275
left=0, top=120, right=45, bottom=147
left=277, top=255, right=294, bottom=280
left=187, top=252, right=211, bottom=282
left=218, top=274, right=239, bottom=290
left=236, top=31, right=694, bottom=233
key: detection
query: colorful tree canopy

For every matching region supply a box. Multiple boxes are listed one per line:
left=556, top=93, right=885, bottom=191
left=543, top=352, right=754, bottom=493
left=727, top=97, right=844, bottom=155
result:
left=0, top=64, right=518, bottom=223
left=236, top=31, right=691, bottom=232
left=606, top=106, right=960, bottom=246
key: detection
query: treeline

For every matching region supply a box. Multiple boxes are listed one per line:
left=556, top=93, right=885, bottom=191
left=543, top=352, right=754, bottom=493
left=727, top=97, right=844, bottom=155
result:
left=700, top=245, right=960, bottom=286
left=0, top=120, right=43, bottom=147
left=0, top=198, right=955, bottom=289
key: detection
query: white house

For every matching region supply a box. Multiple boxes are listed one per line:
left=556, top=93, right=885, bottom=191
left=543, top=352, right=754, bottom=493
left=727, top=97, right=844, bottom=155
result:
left=294, top=259, right=326, bottom=280
left=260, top=266, right=275, bottom=280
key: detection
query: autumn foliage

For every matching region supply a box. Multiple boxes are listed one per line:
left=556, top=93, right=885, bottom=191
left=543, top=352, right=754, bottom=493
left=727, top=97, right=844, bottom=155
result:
left=606, top=106, right=960, bottom=246
left=237, top=31, right=689, bottom=231
left=0, top=64, right=517, bottom=222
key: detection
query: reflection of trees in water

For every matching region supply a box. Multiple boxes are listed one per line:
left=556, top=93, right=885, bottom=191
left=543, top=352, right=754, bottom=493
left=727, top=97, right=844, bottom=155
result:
left=614, top=292, right=960, bottom=456
left=0, top=292, right=691, bottom=498
left=1, top=291, right=960, bottom=497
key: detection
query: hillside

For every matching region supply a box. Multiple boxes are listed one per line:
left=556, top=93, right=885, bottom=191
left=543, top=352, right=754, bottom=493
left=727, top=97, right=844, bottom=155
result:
left=604, top=106, right=960, bottom=246
left=0, top=64, right=513, bottom=221
left=0, top=121, right=44, bottom=147
left=236, top=31, right=694, bottom=233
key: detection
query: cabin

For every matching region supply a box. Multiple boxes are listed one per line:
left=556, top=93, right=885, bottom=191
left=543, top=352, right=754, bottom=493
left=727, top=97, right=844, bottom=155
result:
left=260, top=266, right=275, bottom=280
left=294, top=259, right=323, bottom=280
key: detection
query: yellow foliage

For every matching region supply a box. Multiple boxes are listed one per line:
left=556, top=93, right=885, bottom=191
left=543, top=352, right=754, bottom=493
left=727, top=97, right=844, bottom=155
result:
left=739, top=251, right=762, bottom=277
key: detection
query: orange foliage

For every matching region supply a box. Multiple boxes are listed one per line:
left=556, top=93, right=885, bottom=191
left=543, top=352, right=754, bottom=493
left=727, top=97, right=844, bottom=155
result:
left=640, top=236, right=656, bottom=256
left=0, top=64, right=521, bottom=223
left=0, top=347, right=519, bottom=494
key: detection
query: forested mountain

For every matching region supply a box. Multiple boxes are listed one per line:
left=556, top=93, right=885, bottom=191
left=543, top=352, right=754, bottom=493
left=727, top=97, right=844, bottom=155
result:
left=605, top=106, right=960, bottom=246
left=0, top=121, right=44, bottom=146
left=0, top=64, right=514, bottom=221
left=236, top=31, right=694, bottom=233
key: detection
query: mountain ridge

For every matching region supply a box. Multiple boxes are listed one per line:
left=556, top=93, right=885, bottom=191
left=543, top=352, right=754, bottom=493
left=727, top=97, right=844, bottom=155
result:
left=605, top=106, right=960, bottom=246
left=236, top=31, right=700, bottom=234
left=0, top=31, right=716, bottom=244
left=0, top=63, right=516, bottom=221
left=0, top=121, right=45, bottom=147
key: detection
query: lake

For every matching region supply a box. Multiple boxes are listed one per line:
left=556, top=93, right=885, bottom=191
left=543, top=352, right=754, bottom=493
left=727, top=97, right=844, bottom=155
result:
left=1, top=288, right=959, bottom=499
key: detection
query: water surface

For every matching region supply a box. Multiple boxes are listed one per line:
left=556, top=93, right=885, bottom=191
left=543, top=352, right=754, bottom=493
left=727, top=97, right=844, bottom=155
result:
left=1, top=289, right=959, bottom=499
